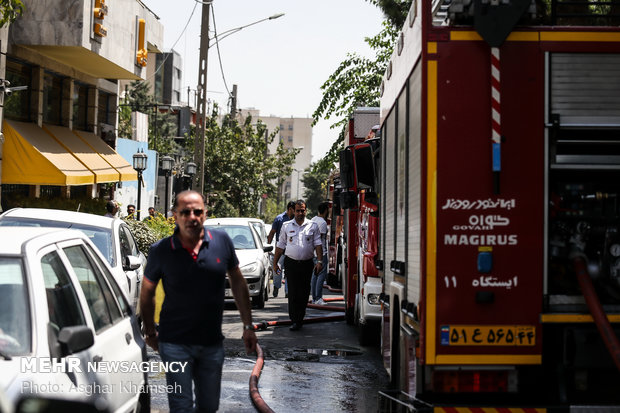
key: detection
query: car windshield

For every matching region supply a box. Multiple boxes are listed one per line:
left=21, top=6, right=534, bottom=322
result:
left=0, top=217, right=116, bottom=267
left=205, top=225, right=257, bottom=250
left=0, top=258, right=31, bottom=356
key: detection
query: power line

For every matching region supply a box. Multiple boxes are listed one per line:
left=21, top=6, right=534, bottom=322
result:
left=144, top=1, right=199, bottom=84
left=210, top=5, right=232, bottom=100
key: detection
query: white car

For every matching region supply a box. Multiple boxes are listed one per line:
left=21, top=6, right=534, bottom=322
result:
left=204, top=218, right=272, bottom=308
left=0, top=227, right=148, bottom=412
left=0, top=208, right=146, bottom=311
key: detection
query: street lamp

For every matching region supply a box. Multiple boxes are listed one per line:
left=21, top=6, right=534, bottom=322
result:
left=292, top=146, right=304, bottom=200
left=294, top=169, right=303, bottom=200
left=185, top=162, right=197, bottom=189
left=161, top=156, right=174, bottom=218
left=194, top=9, right=285, bottom=195
left=132, top=149, right=148, bottom=220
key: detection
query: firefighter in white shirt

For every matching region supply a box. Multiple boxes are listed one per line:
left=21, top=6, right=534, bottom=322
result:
left=273, top=199, right=323, bottom=331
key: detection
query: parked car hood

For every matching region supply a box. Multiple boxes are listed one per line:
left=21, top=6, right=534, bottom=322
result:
left=234, top=249, right=264, bottom=268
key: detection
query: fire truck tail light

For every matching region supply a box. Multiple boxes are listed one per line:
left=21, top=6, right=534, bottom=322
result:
left=431, top=369, right=516, bottom=393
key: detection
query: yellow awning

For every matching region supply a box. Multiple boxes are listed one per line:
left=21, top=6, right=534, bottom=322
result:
left=3, top=120, right=95, bottom=186
left=73, top=130, right=138, bottom=182
left=43, top=125, right=121, bottom=183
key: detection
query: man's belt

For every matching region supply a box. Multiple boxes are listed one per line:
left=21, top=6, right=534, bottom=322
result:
left=284, top=256, right=313, bottom=263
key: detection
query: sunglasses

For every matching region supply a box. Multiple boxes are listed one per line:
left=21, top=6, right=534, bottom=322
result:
left=178, top=208, right=204, bottom=217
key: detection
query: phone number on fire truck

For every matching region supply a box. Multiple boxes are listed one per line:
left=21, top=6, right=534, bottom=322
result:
left=441, top=325, right=536, bottom=346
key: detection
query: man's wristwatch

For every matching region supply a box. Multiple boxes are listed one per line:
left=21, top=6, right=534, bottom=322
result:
left=244, top=324, right=254, bottom=331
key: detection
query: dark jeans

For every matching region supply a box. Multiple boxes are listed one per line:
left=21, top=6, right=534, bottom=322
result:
left=284, top=256, right=314, bottom=324
left=158, top=341, right=225, bottom=413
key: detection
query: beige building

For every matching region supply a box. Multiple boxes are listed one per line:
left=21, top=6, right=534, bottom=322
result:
left=0, top=0, right=162, bottom=209
left=240, top=108, right=313, bottom=203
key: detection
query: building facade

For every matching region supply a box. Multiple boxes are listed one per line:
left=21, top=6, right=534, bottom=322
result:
left=0, top=0, right=163, bottom=214
left=241, top=108, right=313, bottom=204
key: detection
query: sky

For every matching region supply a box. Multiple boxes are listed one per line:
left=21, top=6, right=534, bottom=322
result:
left=143, top=0, right=384, bottom=161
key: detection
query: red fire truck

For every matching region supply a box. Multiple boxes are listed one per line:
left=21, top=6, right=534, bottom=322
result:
left=325, top=108, right=383, bottom=344
left=376, top=0, right=620, bottom=410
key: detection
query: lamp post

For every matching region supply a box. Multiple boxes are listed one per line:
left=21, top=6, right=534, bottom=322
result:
left=194, top=10, right=285, bottom=194
left=132, top=149, right=148, bottom=220
left=185, top=162, right=197, bottom=190
left=292, top=146, right=304, bottom=200
left=294, top=169, right=303, bottom=200
left=161, top=156, right=174, bottom=217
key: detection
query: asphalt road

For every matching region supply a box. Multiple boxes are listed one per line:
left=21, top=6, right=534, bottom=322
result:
left=150, top=285, right=389, bottom=412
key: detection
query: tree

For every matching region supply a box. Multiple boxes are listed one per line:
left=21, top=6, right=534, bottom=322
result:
left=0, top=0, right=24, bottom=27
left=118, top=84, right=299, bottom=220
left=302, top=162, right=331, bottom=217
left=204, top=107, right=299, bottom=218
left=118, top=80, right=181, bottom=155
left=310, top=0, right=410, bottom=178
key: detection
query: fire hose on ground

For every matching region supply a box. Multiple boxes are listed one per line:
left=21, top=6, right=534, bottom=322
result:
left=249, top=343, right=274, bottom=413
left=248, top=297, right=346, bottom=411
left=573, top=255, right=620, bottom=372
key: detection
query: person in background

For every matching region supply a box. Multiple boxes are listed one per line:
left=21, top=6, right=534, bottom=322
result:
left=273, top=199, right=323, bottom=331
left=104, top=200, right=119, bottom=218
left=126, top=204, right=136, bottom=219
left=310, top=201, right=329, bottom=305
left=140, top=190, right=257, bottom=412
left=143, top=206, right=156, bottom=221
left=267, top=201, right=296, bottom=297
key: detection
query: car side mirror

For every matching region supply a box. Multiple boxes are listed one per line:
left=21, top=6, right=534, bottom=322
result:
left=58, top=326, right=94, bottom=356
left=123, top=255, right=142, bottom=271
left=263, top=245, right=274, bottom=253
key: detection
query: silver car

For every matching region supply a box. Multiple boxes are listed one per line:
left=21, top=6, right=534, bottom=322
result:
left=204, top=218, right=272, bottom=308
left=0, top=227, right=148, bottom=412
left=0, top=208, right=146, bottom=312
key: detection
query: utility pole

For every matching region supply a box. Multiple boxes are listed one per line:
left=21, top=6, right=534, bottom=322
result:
left=230, top=84, right=237, bottom=117
left=194, top=1, right=211, bottom=195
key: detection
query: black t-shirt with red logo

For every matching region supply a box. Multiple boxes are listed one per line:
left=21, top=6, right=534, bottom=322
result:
left=144, top=228, right=239, bottom=345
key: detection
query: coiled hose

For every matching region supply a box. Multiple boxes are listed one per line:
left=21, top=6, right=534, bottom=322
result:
left=573, top=256, right=620, bottom=372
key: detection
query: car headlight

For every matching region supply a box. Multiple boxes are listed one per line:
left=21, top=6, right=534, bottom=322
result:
left=367, top=293, right=380, bottom=305
left=240, top=263, right=259, bottom=275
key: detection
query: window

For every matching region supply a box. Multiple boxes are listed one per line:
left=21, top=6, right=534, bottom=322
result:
left=0, top=217, right=116, bottom=267
left=40, top=186, right=62, bottom=198
left=4, top=58, right=31, bottom=121
left=41, top=251, right=86, bottom=330
left=64, top=245, right=122, bottom=332
left=204, top=225, right=257, bottom=250
left=43, top=72, right=63, bottom=125
left=84, top=243, right=130, bottom=316
left=0, top=258, right=31, bottom=355
left=73, top=82, right=89, bottom=130
left=250, top=222, right=266, bottom=243
left=98, top=91, right=112, bottom=126
left=119, top=225, right=139, bottom=259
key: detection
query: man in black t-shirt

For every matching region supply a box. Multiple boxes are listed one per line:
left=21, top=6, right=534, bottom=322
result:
left=140, top=190, right=257, bottom=413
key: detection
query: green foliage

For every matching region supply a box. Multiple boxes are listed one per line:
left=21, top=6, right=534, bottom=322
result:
left=367, top=0, right=413, bottom=29
left=0, top=0, right=24, bottom=28
left=122, top=215, right=176, bottom=256
left=311, top=17, right=399, bottom=179
left=262, top=197, right=282, bottom=225
left=2, top=194, right=107, bottom=215
left=302, top=163, right=331, bottom=217
left=118, top=80, right=182, bottom=155
left=203, top=107, right=299, bottom=218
